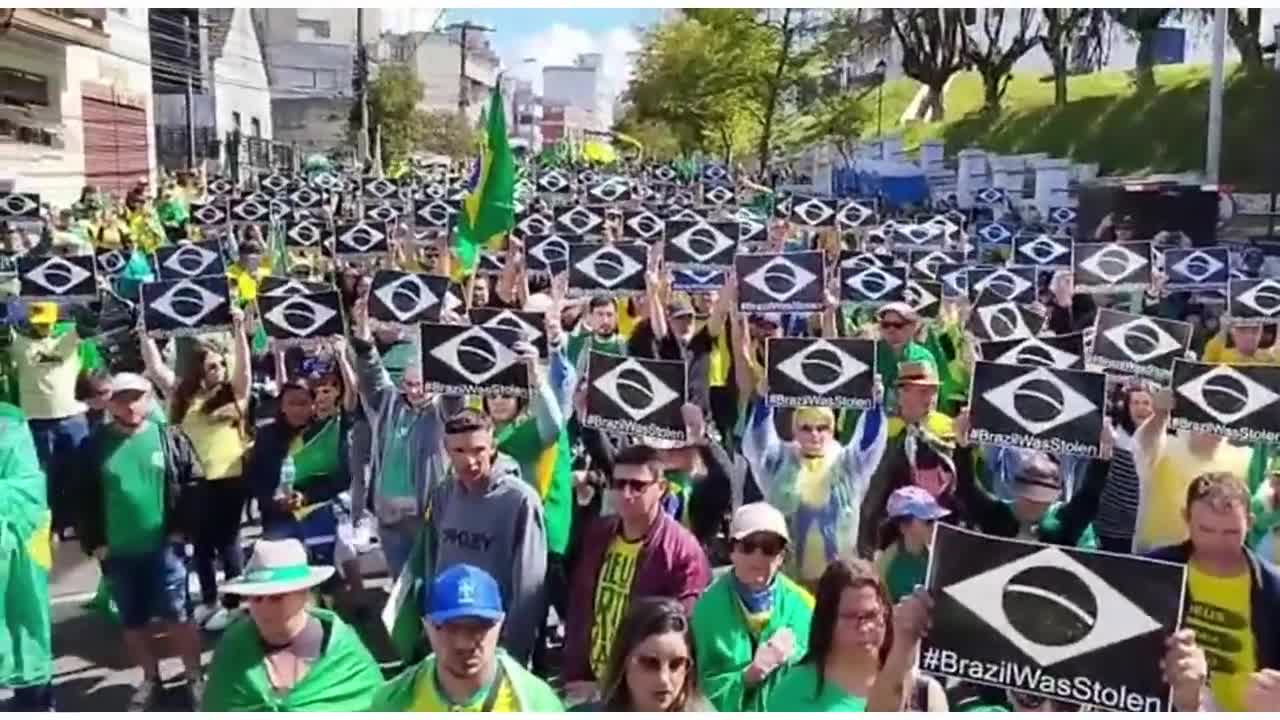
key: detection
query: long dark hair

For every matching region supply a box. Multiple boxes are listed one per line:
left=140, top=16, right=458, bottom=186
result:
left=171, top=343, right=238, bottom=426
left=600, top=597, right=708, bottom=712
left=802, top=558, right=894, bottom=696
left=1113, top=380, right=1155, bottom=435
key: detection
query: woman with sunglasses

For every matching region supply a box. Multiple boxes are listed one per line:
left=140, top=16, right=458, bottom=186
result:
left=576, top=597, right=713, bottom=712
left=691, top=503, right=814, bottom=711
left=764, top=558, right=944, bottom=711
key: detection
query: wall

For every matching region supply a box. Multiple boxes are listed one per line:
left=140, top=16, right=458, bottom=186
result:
left=270, top=96, right=351, bottom=153
left=214, top=8, right=272, bottom=142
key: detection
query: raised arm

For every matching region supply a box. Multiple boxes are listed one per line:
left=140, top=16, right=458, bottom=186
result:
left=333, top=337, right=359, bottom=413
left=740, top=397, right=786, bottom=499
left=141, top=334, right=177, bottom=399
left=229, top=308, right=251, bottom=403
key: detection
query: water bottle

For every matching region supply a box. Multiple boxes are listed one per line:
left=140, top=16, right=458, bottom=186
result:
left=278, top=455, right=296, bottom=500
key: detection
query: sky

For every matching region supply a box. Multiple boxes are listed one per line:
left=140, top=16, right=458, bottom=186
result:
left=381, top=8, right=662, bottom=99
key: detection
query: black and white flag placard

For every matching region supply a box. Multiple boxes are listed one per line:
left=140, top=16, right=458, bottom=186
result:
left=95, top=249, right=128, bottom=278
left=765, top=337, right=876, bottom=410
left=470, top=308, right=549, bottom=359
left=670, top=268, right=726, bottom=292
left=736, top=251, right=825, bottom=313
left=154, top=241, right=225, bottom=280
left=18, top=255, right=97, bottom=301
left=1073, top=241, right=1152, bottom=294
left=969, top=360, right=1108, bottom=457
left=909, top=250, right=964, bottom=281
left=841, top=264, right=907, bottom=305
left=0, top=192, right=40, bottom=219
left=968, top=266, right=1038, bottom=304
left=905, top=279, right=943, bottom=319
left=1170, top=360, right=1280, bottom=443
left=334, top=221, right=390, bottom=257
left=966, top=291, right=1046, bottom=342
left=789, top=194, right=837, bottom=227
left=1163, top=247, right=1230, bottom=292
left=1014, top=233, right=1073, bottom=267
left=140, top=276, right=232, bottom=338
left=922, top=524, right=1186, bottom=712
left=979, top=333, right=1086, bottom=370
left=258, top=277, right=332, bottom=298
left=583, top=352, right=687, bottom=441
left=568, top=243, right=648, bottom=297
left=937, top=263, right=970, bottom=299
left=420, top=323, right=531, bottom=399
left=1089, top=308, right=1192, bottom=382
left=1228, top=278, right=1280, bottom=320
left=555, top=204, right=605, bottom=236
left=286, top=218, right=333, bottom=249
left=368, top=270, right=449, bottom=325
left=525, top=234, right=571, bottom=276
left=258, top=291, right=344, bottom=345
left=665, top=220, right=738, bottom=269
left=622, top=208, right=666, bottom=241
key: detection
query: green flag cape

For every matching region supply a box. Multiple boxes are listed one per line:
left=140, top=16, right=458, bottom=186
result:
left=0, top=403, right=54, bottom=688
left=382, top=526, right=430, bottom=663
left=453, top=85, right=515, bottom=278
left=201, top=608, right=383, bottom=711
left=290, top=417, right=341, bottom=489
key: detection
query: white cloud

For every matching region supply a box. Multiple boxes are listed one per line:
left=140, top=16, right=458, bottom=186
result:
left=505, top=23, right=640, bottom=100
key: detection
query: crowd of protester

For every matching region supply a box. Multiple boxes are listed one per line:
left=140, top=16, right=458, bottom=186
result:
left=2, top=165, right=1280, bottom=714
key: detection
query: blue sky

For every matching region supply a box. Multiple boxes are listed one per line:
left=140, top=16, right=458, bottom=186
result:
left=384, top=8, right=662, bottom=97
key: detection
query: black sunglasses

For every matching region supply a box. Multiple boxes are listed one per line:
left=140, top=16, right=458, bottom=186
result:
left=609, top=477, right=658, bottom=494
left=735, top=536, right=786, bottom=557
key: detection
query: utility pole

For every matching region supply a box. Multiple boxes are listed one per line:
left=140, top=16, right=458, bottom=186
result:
left=184, top=14, right=196, bottom=169
left=356, top=8, right=370, bottom=164
left=1205, top=7, right=1226, bottom=184
left=444, top=21, right=495, bottom=119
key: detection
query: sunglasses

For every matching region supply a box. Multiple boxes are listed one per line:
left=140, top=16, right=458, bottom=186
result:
left=879, top=319, right=910, bottom=330
left=634, top=654, right=691, bottom=675
left=609, top=477, right=658, bottom=494
left=735, top=536, right=786, bottom=557
left=1010, top=691, right=1048, bottom=709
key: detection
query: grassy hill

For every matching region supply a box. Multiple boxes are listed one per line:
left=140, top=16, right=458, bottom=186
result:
left=857, top=65, right=1278, bottom=191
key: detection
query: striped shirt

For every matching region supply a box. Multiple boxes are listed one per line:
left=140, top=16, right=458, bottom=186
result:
left=1095, top=429, right=1140, bottom=544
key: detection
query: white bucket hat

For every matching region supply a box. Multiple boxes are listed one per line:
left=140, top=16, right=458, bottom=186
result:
left=219, top=539, right=334, bottom=596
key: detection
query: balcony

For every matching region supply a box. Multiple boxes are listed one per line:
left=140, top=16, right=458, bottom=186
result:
left=0, top=8, right=110, bottom=50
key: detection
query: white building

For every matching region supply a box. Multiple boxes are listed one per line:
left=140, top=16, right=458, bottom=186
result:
left=542, top=53, right=611, bottom=134
left=0, top=8, right=157, bottom=206
left=383, top=27, right=500, bottom=126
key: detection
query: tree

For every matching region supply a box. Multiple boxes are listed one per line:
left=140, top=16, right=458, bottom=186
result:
left=418, top=110, right=472, bottom=159
left=1109, top=9, right=1177, bottom=93
left=1225, top=9, right=1265, bottom=75
left=612, top=112, right=683, bottom=161
left=963, top=9, right=1040, bottom=112
left=885, top=9, right=969, bottom=121
left=1039, top=9, right=1093, bottom=106
left=351, top=63, right=430, bottom=169
left=795, top=91, right=870, bottom=162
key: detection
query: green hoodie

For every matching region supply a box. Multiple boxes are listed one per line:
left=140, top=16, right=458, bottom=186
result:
left=200, top=608, right=382, bottom=712
left=368, top=650, right=564, bottom=712
left=691, top=571, right=815, bottom=712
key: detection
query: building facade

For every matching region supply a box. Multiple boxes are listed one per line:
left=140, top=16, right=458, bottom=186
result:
left=383, top=26, right=499, bottom=126
left=542, top=53, right=611, bottom=135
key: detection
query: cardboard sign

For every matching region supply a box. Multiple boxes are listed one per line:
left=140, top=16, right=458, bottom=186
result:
left=1170, top=360, right=1280, bottom=443
left=968, top=360, right=1107, bottom=457
left=1089, top=308, right=1192, bottom=382
left=419, top=323, right=531, bottom=399
left=766, top=337, right=876, bottom=410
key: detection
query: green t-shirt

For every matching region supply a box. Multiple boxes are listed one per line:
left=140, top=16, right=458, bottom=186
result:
left=765, top=662, right=868, bottom=712
left=884, top=543, right=929, bottom=603
left=102, top=421, right=167, bottom=554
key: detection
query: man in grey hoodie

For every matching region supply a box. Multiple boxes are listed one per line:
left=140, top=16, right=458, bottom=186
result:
left=423, top=408, right=549, bottom=665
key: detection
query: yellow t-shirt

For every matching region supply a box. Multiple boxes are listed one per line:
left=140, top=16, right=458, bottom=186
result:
left=1202, top=334, right=1279, bottom=365
left=589, top=534, right=642, bottom=677
left=407, top=666, right=518, bottom=711
left=180, top=395, right=246, bottom=480
left=615, top=297, right=640, bottom=340
left=11, top=331, right=84, bottom=420
left=1187, top=562, right=1255, bottom=712
left=226, top=263, right=272, bottom=302
left=1134, top=434, right=1252, bottom=551
left=708, top=327, right=731, bottom=387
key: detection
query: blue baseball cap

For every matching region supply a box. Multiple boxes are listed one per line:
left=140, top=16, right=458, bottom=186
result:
left=886, top=486, right=951, bottom=521
left=424, top=564, right=505, bottom=625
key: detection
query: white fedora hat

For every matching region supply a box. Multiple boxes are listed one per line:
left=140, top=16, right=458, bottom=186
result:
left=219, top=539, right=334, bottom=596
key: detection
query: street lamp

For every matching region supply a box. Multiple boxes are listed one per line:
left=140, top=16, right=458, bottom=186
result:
left=875, top=59, right=888, bottom=138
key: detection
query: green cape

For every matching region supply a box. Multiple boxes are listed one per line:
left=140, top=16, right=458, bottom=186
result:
left=369, top=650, right=564, bottom=712
left=201, top=608, right=383, bottom=711
left=291, top=417, right=340, bottom=489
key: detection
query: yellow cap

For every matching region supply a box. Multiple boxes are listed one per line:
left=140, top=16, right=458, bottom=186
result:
left=28, top=302, right=58, bottom=325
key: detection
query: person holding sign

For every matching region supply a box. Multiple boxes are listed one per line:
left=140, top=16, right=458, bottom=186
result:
left=691, top=503, right=814, bottom=711
left=1202, top=318, right=1279, bottom=365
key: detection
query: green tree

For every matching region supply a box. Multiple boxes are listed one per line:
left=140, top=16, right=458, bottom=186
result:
left=963, top=9, right=1040, bottom=113
left=418, top=109, right=473, bottom=159
left=885, top=9, right=969, bottom=121
left=794, top=91, right=870, bottom=162
left=1040, top=9, right=1095, bottom=107
left=351, top=63, right=429, bottom=170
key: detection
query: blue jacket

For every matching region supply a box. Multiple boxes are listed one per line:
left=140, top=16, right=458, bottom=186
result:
left=1146, top=542, right=1280, bottom=671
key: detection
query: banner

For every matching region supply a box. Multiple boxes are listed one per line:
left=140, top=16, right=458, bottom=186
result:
left=664, top=220, right=738, bottom=269
left=367, top=270, right=449, bottom=325
left=1170, top=360, right=1280, bottom=443
left=568, top=243, right=647, bottom=297
left=841, top=265, right=907, bottom=305
left=1163, top=247, right=1230, bottom=293
left=968, top=266, right=1038, bottom=304
left=735, top=251, right=825, bottom=313
left=141, top=276, right=233, bottom=338
left=333, top=221, right=390, bottom=258
left=922, top=524, right=1185, bottom=712
left=1090, top=308, right=1192, bottom=382
left=583, top=352, right=687, bottom=440
left=979, top=332, right=1085, bottom=370
left=766, top=337, right=876, bottom=410
left=470, top=308, right=549, bottom=359
left=18, top=255, right=97, bottom=301
left=419, top=323, right=530, bottom=398
left=968, top=360, right=1107, bottom=457
left=154, top=241, right=225, bottom=280
left=1072, top=241, right=1152, bottom=294
left=1227, top=278, right=1280, bottom=320
left=258, top=291, right=344, bottom=346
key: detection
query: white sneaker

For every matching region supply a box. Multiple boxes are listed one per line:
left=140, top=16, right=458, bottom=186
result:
left=192, top=602, right=219, bottom=626
left=202, top=606, right=240, bottom=632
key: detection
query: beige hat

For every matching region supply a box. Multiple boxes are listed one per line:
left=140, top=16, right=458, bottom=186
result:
left=219, top=539, right=334, bottom=596
left=730, top=502, right=790, bottom=542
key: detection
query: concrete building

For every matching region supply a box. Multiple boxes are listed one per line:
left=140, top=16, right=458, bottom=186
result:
left=510, top=77, right=542, bottom=151
left=0, top=8, right=157, bottom=206
left=542, top=53, right=611, bottom=135
left=382, top=26, right=499, bottom=126
left=253, top=9, right=381, bottom=157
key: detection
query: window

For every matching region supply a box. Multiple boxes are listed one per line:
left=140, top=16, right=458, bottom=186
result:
left=232, top=111, right=241, bottom=131
left=251, top=117, right=261, bottom=137
left=298, top=19, right=331, bottom=40
left=0, top=67, right=49, bottom=108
